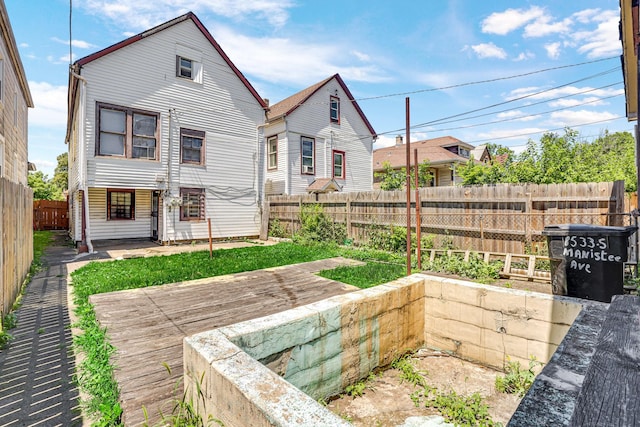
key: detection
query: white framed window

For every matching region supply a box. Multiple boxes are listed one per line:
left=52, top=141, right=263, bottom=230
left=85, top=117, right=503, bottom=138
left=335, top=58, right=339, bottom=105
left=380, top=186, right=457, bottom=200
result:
left=330, top=96, right=340, bottom=123
left=333, top=150, right=345, bottom=179
left=267, top=136, right=278, bottom=170
left=301, top=136, right=315, bottom=175
left=176, top=55, right=203, bottom=83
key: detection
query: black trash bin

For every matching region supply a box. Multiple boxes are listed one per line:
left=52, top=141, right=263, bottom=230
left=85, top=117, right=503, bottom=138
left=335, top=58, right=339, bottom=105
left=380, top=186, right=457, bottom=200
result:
left=542, top=224, right=637, bottom=303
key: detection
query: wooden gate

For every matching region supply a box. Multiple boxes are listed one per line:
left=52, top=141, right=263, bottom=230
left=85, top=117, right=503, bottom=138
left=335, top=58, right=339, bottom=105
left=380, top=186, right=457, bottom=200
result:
left=33, top=200, right=68, bottom=230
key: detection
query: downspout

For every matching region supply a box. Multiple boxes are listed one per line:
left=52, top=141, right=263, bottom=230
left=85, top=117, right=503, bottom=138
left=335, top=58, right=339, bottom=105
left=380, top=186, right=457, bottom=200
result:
left=284, top=115, right=290, bottom=195
left=164, top=109, right=173, bottom=245
left=72, top=71, right=94, bottom=253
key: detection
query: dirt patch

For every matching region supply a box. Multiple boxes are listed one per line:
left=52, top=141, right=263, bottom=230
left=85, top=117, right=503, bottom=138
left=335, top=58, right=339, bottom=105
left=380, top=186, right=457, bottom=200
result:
left=327, top=349, right=521, bottom=426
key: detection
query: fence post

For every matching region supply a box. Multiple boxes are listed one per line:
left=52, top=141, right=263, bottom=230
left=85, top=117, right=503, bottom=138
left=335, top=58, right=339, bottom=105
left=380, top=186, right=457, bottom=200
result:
left=609, top=180, right=625, bottom=226
left=260, top=199, right=270, bottom=240
left=346, top=195, right=352, bottom=239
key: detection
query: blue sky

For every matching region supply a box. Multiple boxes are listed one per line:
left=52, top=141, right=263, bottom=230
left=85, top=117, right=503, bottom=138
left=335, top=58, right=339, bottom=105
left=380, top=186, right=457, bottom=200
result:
left=5, top=0, right=630, bottom=177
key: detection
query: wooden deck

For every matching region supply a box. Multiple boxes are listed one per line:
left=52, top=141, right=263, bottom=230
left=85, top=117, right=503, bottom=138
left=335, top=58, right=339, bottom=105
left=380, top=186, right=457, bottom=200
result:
left=90, top=258, right=360, bottom=426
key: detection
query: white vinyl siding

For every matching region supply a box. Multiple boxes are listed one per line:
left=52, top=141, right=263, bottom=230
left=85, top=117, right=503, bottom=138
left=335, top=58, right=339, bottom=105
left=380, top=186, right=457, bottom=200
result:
left=75, top=18, right=264, bottom=241
left=273, top=78, right=373, bottom=195
left=88, top=187, right=152, bottom=239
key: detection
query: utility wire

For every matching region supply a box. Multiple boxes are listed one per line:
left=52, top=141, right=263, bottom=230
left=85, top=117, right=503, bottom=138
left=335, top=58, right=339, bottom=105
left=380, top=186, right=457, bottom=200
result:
left=356, top=56, right=619, bottom=101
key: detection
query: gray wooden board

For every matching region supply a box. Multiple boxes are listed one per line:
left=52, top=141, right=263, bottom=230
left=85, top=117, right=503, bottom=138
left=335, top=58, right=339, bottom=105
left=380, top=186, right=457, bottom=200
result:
left=569, top=295, right=640, bottom=427
left=90, top=257, right=360, bottom=426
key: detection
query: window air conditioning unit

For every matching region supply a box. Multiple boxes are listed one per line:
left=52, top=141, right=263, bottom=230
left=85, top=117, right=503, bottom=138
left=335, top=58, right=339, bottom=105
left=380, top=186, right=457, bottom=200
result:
left=302, top=165, right=314, bottom=174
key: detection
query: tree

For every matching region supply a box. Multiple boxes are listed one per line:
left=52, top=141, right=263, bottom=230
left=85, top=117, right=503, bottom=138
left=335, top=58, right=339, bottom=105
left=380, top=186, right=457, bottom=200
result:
left=28, top=171, right=61, bottom=200
left=457, top=129, right=637, bottom=191
left=375, top=160, right=434, bottom=190
left=51, top=152, right=68, bottom=193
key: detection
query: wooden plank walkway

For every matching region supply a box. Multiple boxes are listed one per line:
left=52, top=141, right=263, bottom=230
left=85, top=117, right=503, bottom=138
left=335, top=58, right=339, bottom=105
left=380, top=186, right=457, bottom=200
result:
left=90, top=258, right=361, bottom=426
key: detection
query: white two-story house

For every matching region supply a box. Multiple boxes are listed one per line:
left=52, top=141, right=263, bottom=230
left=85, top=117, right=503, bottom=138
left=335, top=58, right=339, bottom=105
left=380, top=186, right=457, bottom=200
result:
left=263, top=74, right=376, bottom=196
left=66, top=13, right=267, bottom=248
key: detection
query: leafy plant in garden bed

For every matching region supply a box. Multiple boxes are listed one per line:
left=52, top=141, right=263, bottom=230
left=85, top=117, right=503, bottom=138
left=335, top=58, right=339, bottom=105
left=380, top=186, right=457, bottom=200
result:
left=424, top=252, right=503, bottom=283
left=495, top=356, right=542, bottom=397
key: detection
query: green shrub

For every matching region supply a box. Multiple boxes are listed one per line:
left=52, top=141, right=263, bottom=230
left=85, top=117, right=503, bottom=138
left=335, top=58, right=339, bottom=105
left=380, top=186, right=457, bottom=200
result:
left=293, top=204, right=346, bottom=245
left=424, top=253, right=502, bottom=283
left=428, top=390, right=499, bottom=427
left=268, top=218, right=288, bottom=238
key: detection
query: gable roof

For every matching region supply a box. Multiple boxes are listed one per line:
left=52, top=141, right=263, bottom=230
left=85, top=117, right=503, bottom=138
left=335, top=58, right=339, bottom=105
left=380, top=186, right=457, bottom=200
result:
left=71, top=12, right=266, bottom=107
left=306, top=177, right=342, bottom=193
left=0, top=0, right=33, bottom=107
left=266, top=73, right=376, bottom=138
left=373, top=136, right=475, bottom=171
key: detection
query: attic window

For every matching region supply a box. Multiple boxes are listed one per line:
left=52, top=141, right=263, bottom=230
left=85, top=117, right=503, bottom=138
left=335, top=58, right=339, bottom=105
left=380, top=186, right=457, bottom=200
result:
left=459, top=147, right=470, bottom=158
left=177, top=56, right=193, bottom=79
left=176, top=55, right=203, bottom=83
left=330, top=96, right=340, bottom=123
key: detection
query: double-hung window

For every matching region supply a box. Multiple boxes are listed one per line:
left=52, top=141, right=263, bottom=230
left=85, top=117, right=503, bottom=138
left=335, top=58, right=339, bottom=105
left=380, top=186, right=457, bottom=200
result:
left=107, top=189, right=135, bottom=220
left=330, top=96, right=340, bottom=123
left=333, top=150, right=345, bottom=179
left=180, top=128, right=205, bottom=165
left=267, top=136, right=278, bottom=170
left=301, top=136, right=315, bottom=175
left=180, top=188, right=205, bottom=221
left=176, top=54, right=203, bottom=83
left=97, top=103, right=159, bottom=159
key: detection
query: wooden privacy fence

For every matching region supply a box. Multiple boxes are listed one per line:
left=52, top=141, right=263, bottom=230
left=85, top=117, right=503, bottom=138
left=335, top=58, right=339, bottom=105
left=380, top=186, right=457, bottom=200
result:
left=1, top=178, right=33, bottom=320
left=33, top=199, right=68, bottom=231
left=266, top=181, right=628, bottom=254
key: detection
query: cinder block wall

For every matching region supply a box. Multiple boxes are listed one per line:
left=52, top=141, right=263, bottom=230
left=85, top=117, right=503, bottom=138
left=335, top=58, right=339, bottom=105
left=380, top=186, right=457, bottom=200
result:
left=184, top=274, right=584, bottom=426
left=422, top=275, right=583, bottom=369
left=184, top=275, right=425, bottom=426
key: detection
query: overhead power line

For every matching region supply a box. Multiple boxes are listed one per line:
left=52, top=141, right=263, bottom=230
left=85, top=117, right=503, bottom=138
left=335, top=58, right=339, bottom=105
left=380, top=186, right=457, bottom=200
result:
left=356, top=56, right=619, bottom=101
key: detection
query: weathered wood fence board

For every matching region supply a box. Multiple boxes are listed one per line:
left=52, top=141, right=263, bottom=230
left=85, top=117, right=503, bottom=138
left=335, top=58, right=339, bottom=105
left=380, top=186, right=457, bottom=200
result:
left=267, top=181, right=627, bottom=254
left=1, top=178, right=34, bottom=319
left=33, top=199, right=68, bottom=231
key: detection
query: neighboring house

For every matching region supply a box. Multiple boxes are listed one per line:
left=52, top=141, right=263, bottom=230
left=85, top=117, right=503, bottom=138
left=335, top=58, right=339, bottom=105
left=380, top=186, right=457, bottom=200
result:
left=263, top=74, right=377, bottom=196
left=66, top=13, right=268, bottom=248
left=0, top=0, right=33, bottom=185
left=372, top=136, right=490, bottom=188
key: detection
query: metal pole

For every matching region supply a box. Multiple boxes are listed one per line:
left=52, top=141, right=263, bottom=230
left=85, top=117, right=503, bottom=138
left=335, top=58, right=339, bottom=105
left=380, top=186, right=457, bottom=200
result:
left=414, top=148, right=421, bottom=270
left=405, top=97, right=411, bottom=275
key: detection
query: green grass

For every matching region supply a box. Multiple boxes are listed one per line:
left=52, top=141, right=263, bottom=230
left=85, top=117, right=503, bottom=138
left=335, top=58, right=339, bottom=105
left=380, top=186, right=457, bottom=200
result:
left=318, top=261, right=406, bottom=288
left=1, top=231, right=54, bottom=349
left=70, top=242, right=359, bottom=425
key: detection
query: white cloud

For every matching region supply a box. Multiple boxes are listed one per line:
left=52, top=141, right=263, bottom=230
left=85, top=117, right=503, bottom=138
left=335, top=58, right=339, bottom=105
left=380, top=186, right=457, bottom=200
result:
left=549, top=97, right=606, bottom=108
left=213, top=26, right=388, bottom=86
left=51, top=37, right=97, bottom=49
left=549, top=109, right=618, bottom=127
left=476, top=127, right=546, bottom=141
left=523, top=16, right=571, bottom=38
left=80, top=0, right=295, bottom=30
left=573, top=11, right=620, bottom=58
left=481, top=6, right=546, bottom=35
left=19, top=42, right=28, bottom=48
left=496, top=110, right=525, bottom=119
left=351, top=50, right=371, bottom=62
left=28, top=81, right=68, bottom=128
left=506, top=86, right=623, bottom=102
left=470, top=42, right=507, bottom=59
left=545, top=42, right=561, bottom=59
left=513, top=51, right=534, bottom=61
